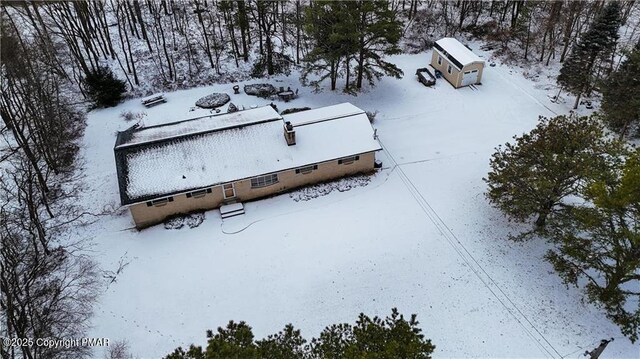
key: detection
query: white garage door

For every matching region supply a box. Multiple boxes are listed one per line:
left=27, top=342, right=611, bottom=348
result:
left=461, top=69, right=479, bottom=87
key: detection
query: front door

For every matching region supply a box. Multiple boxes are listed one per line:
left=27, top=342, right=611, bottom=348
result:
left=223, top=183, right=236, bottom=199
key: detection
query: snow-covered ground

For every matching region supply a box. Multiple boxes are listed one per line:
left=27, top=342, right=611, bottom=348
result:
left=75, top=47, right=639, bottom=358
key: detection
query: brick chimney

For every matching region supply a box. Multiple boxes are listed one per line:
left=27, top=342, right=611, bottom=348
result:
left=284, top=121, right=296, bottom=146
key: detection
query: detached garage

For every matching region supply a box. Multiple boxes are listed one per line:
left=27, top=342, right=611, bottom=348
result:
left=431, top=37, right=485, bottom=89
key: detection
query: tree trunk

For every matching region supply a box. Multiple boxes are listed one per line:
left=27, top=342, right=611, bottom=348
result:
left=225, top=5, right=241, bottom=67
left=238, top=0, right=249, bottom=61
left=124, top=15, right=140, bottom=85
left=125, top=0, right=141, bottom=38
left=560, top=3, right=582, bottom=63
left=194, top=0, right=216, bottom=69
left=133, top=0, right=153, bottom=52
left=155, top=9, right=174, bottom=80
left=535, top=211, right=548, bottom=228
left=573, top=92, right=582, bottom=109
left=281, top=0, right=287, bottom=45
left=524, top=14, right=531, bottom=60
left=0, top=109, right=49, bottom=194
left=356, top=6, right=366, bottom=89
left=266, top=33, right=274, bottom=75
left=296, top=0, right=301, bottom=64
left=510, top=0, right=522, bottom=30
left=345, top=56, right=351, bottom=92
left=330, top=59, right=337, bottom=90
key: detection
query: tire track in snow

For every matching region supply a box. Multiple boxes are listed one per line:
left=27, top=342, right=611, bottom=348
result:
left=378, top=136, right=562, bottom=358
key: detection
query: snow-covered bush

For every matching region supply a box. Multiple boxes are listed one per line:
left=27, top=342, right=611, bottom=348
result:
left=119, top=110, right=147, bottom=122
left=163, top=212, right=205, bottom=230
left=290, top=175, right=371, bottom=202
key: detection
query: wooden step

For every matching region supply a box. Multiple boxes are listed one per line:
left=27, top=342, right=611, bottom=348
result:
left=220, top=202, right=245, bottom=219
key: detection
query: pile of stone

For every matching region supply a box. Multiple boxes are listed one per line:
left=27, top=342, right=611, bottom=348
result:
left=244, top=83, right=276, bottom=98
left=195, top=93, right=230, bottom=108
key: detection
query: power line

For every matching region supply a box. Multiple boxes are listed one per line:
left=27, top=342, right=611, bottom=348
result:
left=378, top=137, right=563, bottom=358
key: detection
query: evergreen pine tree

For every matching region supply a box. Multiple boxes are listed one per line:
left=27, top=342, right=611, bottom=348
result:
left=309, top=323, right=353, bottom=358
left=546, top=148, right=640, bottom=342
left=484, top=114, right=622, bottom=229
left=600, top=41, right=640, bottom=138
left=163, top=321, right=259, bottom=359
left=82, top=66, right=127, bottom=108
left=302, top=0, right=402, bottom=92
left=310, top=308, right=435, bottom=358
left=557, top=2, right=623, bottom=109
left=165, top=345, right=206, bottom=359
left=302, top=1, right=358, bottom=91
left=352, top=0, right=404, bottom=90
left=165, top=309, right=435, bottom=359
left=204, top=321, right=259, bottom=359
left=256, top=324, right=306, bottom=359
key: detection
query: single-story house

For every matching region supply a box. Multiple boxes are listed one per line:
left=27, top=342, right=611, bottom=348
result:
left=114, top=103, right=382, bottom=229
left=431, top=37, right=485, bottom=88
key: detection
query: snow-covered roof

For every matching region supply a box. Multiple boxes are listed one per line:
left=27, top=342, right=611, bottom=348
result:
left=114, top=103, right=381, bottom=205
left=116, top=106, right=281, bottom=148
left=282, top=102, right=365, bottom=127
left=435, top=38, right=484, bottom=68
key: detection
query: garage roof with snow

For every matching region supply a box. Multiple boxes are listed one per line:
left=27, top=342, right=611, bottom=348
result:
left=434, top=37, right=484, bottom=70
left=114, top=103, right=382, bottom=205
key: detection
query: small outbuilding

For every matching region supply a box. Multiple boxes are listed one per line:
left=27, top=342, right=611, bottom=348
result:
left=430, top=37, right=485, bottom=89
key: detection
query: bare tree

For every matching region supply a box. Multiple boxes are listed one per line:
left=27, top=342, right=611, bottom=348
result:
left=105, top=340, right=132, bottom=359
left=0, top=155, right=99, bottom=359
left=1, top=12, right=85, bottom=204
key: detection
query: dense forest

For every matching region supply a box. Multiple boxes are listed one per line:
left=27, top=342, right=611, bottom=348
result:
left=1, top=1, right=639, bottom=358
left=2, top=1, right=639, bottom=94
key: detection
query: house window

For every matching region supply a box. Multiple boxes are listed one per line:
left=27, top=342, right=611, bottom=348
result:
left=186, top=188, right=212, bottom=198
left=251, top=174, right=279, bottom=188
left=338, top=155, right=360, bottom=165
left=146, top=196, right=174, bottom=207
left=437, top=55, right=442, bottom=65
left=447, top=65, right=453, bottom=74
left=295, top=165, right=318, bottom=174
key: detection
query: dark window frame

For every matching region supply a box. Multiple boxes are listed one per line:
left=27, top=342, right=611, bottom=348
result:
left=186, top=188, right=212, bottom=198
left=146, top=196, right=174, bottom=207
left=338, top=155, right=360, bottom=165
left=295, top=164, right=318, bottom=174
